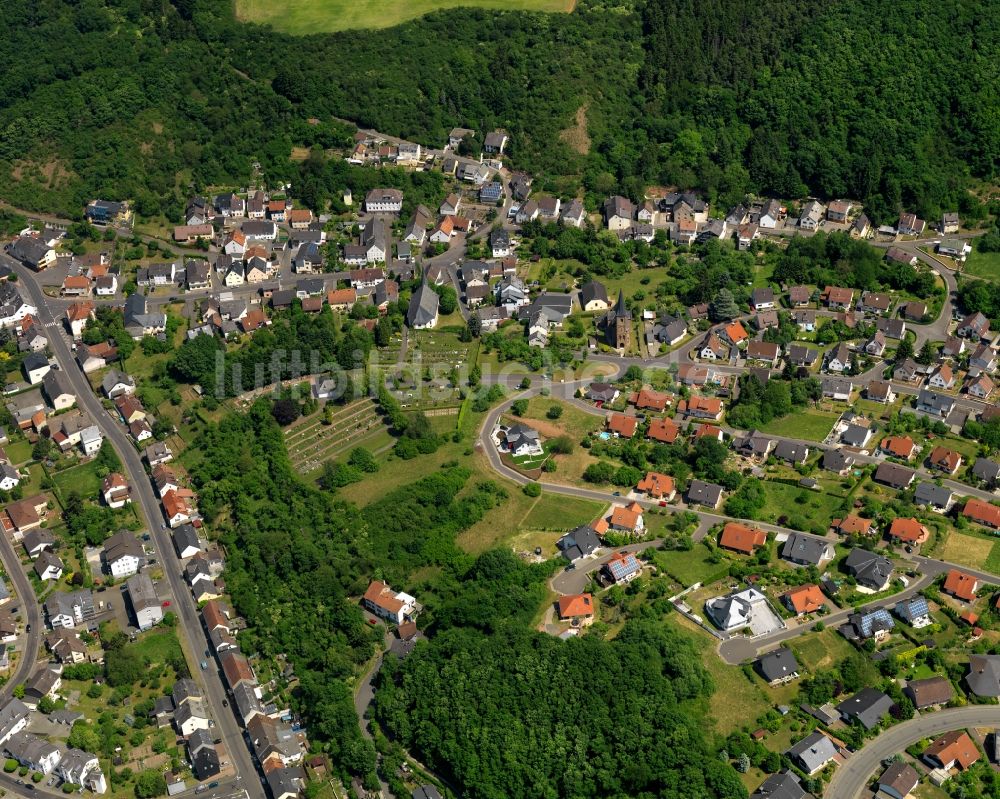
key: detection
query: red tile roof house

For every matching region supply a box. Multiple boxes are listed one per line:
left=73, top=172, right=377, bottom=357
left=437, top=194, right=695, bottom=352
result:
left=783, top=584, right=827, bottom=616
left=606, top=413, right=638, bottom=438
left=361, top=580, right=417, bottom=625
left=887, top=517, right=929, bottom=546
left=833, top=515, right=875, bottom=536
left=646, top=418, right=679, bottom=444
left=718, top=522, right=767, bottom=555
left=928, top=446, right=963, bottom=475
left=630, top=388, right=674, bottom=412
left=679, top=396, right=723, bottom=420
left=608, top=502, right=645, bottom=535
left=557, top=593, right=595, bottom=624
left=964, top=498, right=1000, bottom=529
left=880, top=435, right=917, bottom=460
left=923, top=730, right=980, bottom=772
left=821, top=285, right=854, bottom=309
left=943, top=568, right=981, bottom=602
left=722, top=321, right=749, bottom=347
left=635, top=472, right=676, bottom=501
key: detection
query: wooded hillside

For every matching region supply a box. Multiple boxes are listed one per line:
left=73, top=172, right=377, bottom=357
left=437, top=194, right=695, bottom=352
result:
left=1, top=0, right=997, bottom=221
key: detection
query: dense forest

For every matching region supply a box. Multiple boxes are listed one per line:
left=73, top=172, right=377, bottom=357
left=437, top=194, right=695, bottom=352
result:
left=374, top=562, right=742, bottom=799
left=183, top=401, right=741, bottom=796
left=0, top=0, right=997, bottom=221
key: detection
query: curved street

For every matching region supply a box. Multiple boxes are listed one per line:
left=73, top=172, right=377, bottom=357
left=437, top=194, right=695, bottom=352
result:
left=826, top=707, right=1000, bottom=799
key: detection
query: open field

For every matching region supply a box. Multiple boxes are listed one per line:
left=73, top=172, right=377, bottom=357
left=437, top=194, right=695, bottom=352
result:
left=236, top=0, right=575, bottom=35
left=51, top=460, right=104, bottom=499
left=963, top=249, right=1000, bottom=282
left=787, top=628, right=856, bottom=672
left=759, top=481, right=849, bottom=534
left=519, top=494, right=604, bottom=530
left=759, top=409, right=838, bottom=441
left=938, top=530, right=997, bottom=573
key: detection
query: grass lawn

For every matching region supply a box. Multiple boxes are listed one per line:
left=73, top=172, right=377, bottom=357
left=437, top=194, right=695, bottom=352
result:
left=655, top=545, right=729, bottom=586
left=759, top=409, right=839, bottom=441
left=938, top=531, right=996, bottom=573
left=131, top=629, right=185, bottom=665
left=18, top=463, right=46, bottom=496
left=603, top=268, right=672, bottom=307
left=51, top=460, right=103, bottom=499
left=963, top=249, right=1000, bottom=282
left=517, top=397, right=603, bottom=440
left=668, top=614, right=773, bottom=735
left=5, top=438, right=32, bottom=465
left=519, top=494, right=604, bottom=530
left=787, top=629, right=856, bottom=672
left=759, top=481, right=849, bottom=535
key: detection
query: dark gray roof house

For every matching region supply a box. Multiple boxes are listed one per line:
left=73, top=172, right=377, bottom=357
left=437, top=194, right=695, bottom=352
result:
left=822, top=448, right=855, bottom=473
left=873, top=462, right=915, bottom=489
left=527, top=293, right=574, bottom=322
left=774, top=440, right=809, bottom=464
left=586, top=383, right=618, bottom=403
left=653, top=314, right=688, bottom=345
left=967, top=654, right=1000, bottom=697
left=973, top=458, right=1000, bottom=486
left=917, top=389, right=955, bottom=417
left=758, top=648, right=800, bottom=685
left=836, top=687, right=894, bottom=729
left=750, top=771, right=810, bottom=799
left=687, top=479, right=723, bottom=507
left=579, top=281, right=609, bottom=309
left=786, top=731, right=839, bottom=775
left=914, top=482, right=953, bottom=510
left=556, top=526, right=601, bottom=562
left=407, top=283, right=439, bottom=329
left=782, top=533, right=833, bottom=567
left=786, top=344, right=818, bottom=367
left=844, top=548, right=894, bottom=591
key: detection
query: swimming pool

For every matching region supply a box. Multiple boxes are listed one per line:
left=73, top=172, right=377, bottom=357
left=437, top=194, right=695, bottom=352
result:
left=598, top=432, right=612, bottom=440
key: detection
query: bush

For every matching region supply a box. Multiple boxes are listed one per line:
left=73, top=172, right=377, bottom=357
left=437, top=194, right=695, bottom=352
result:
left=523, top=482, right=541, bottom=497
left=3, top=760, right=16, bottom=773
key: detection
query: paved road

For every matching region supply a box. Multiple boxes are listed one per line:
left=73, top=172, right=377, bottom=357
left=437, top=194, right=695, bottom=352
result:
left=4, top=254, right=266, bottom=799
left=353, top=632, right=395, bottom=799
left=826, top=706, right=1000, bottom=799
left=0, top=531, right=41, bottom=700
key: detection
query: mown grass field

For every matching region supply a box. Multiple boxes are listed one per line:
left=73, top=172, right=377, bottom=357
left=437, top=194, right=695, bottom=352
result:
left=963, top=249, right=1000, bottom=282
left=759, top=409, right=838, bottom=441
left=236, top=0, right=575, bottom=34
left=939, top=530, right=1000, bottom=574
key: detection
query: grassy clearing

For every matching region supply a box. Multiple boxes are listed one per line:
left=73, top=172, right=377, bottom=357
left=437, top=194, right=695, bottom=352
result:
left=963, top=249, right=1000, bottom=282
left=518, top=397, right=603, bottom=440
left=759, top=410, right=838, bottom=441
left=787, top=629, right=856, bottom=672
left=5, top=438, right=32, bottom=465
left=51, top=460, right=103, bottom=499
left=759, top=481, right=849, bottom=534
left=520, top=494, right=604, bottom=530
left=656, top=545, right=729, bottom=585
left=938, top=531, right=995, bottom=572
left=669, top=614, right=773, bottom=734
